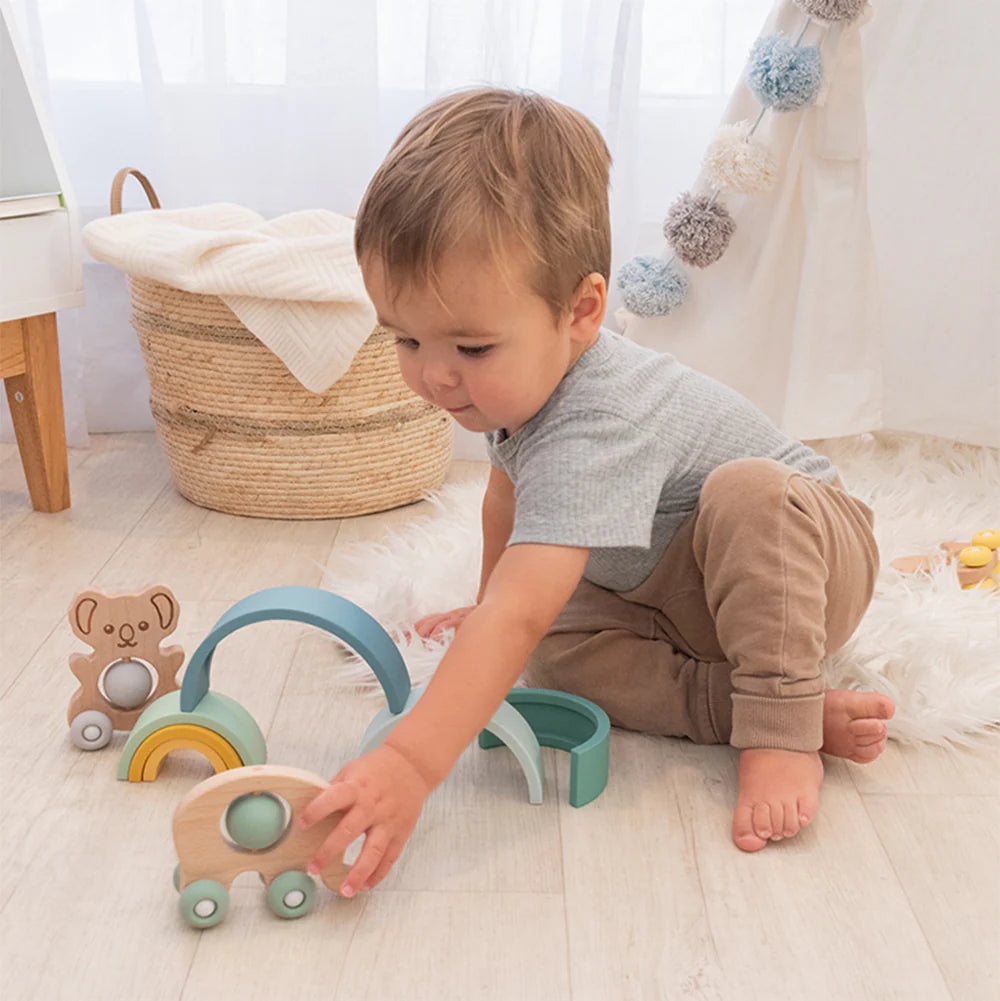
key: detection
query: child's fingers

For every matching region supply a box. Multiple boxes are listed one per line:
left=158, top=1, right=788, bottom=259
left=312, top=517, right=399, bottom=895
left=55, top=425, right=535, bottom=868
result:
left=361, top=845, right=401, bottom=892
left=340, top=830, right=394, bottom=897
left=298, top=779, right=357, bottom=829
left=414, top=614, right=447, bottom=637
left=306, top=803, right=372, bottom=876
left=429, top=611, right=469, bottom=635
left=414, top=606, right=475, bottom=639
left=362, top=843, right=402, bottom=892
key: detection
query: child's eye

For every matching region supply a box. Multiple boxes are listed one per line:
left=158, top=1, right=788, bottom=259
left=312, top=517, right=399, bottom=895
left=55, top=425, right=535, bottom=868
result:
left=457, top=344, right=493, bottom=358
left=394, top=336, right=419, bottom=350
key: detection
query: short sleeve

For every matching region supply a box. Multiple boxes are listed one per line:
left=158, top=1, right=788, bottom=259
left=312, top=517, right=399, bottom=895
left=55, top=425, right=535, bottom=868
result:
left=507, top=407, right=679, bottom=550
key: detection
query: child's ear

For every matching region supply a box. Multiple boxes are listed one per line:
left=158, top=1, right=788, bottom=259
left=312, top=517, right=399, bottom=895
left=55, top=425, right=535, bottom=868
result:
left=568, top=272, right=607, bottom=341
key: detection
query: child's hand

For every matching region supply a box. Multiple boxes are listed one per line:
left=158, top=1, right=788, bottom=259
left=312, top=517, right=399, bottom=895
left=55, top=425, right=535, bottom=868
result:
left=298, top=743, right=431, bottom=897
left=414, top=605, right=476, bottom=639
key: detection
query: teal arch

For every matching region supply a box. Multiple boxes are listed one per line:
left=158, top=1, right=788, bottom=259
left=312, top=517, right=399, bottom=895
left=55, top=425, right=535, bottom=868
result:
left=180, top=586, right=411, bottom=714
left=479, top=688, right=610, bottom=807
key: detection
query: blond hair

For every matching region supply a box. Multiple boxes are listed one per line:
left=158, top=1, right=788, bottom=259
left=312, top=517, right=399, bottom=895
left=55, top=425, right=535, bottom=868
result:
left=354, top=87, right=612, bottom=318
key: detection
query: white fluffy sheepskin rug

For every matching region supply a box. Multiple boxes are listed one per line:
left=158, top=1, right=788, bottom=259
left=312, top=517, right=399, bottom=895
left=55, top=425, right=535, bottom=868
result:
left=322, top=432, right=999, bottom=747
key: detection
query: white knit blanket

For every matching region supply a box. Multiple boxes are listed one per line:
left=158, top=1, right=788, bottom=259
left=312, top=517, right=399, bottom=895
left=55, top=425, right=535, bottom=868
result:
left=82, top=203, right=375, bottom=393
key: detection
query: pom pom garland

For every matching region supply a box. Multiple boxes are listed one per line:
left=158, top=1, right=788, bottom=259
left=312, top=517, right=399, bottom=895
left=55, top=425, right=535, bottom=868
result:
left=663, top=193, right=736, bottom=268
left=748, top=35, right=823, bottom=111
left=793, top=0, right=867, bottom=23
left=616, top=5, right=866, bottom=318
left=616, top=256, right=690, bottom=317
left=703, top=122, right=778, bottom=194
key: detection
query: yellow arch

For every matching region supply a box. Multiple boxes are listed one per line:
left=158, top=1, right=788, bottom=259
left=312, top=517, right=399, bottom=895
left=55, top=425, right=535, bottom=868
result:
left=127, top=723, right=244, bottom=782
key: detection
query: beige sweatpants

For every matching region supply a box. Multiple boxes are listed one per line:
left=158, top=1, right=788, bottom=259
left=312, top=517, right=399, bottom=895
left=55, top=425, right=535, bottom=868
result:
left=522, top=458, right=879, bottom=752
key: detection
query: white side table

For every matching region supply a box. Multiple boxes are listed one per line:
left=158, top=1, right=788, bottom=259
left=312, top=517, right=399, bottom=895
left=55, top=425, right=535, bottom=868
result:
left=1, top=1, right=85, bottom=511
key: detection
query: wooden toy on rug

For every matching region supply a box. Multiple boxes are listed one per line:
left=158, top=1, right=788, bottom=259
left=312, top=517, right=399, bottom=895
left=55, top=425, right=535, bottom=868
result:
left=67, top=585, right=183, bottom=750
left=172, top=765, right=351, bottom=928
left=891, top=529, right=1000, bottom=592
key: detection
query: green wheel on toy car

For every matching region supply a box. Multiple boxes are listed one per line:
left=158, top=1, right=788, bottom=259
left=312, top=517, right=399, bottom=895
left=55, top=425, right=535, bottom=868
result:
left=267, top=870, right=316, bottom=919
left=179, top=879, right=230, bottom=929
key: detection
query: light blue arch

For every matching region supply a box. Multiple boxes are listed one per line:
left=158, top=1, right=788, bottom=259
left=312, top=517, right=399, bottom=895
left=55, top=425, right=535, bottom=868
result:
left=360, top=683, right=545, bottom=805
left=180, top=586, right=411, bottom=714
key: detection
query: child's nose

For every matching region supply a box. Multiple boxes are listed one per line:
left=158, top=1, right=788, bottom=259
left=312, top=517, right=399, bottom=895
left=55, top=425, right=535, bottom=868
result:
left=423, top=361, right=460, bottom=389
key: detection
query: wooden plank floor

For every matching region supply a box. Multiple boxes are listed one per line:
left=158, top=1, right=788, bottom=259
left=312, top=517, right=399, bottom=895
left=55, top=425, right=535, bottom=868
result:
left=1, top=434, right=997, bottom=1001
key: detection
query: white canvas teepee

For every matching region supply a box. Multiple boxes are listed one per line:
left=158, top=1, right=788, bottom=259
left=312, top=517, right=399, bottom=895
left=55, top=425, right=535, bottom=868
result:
left=622, top=0, right=1000, bottom=450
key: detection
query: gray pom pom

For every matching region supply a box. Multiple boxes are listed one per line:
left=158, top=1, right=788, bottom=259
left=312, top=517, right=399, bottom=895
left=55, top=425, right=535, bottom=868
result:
left=793, top=0, right=867, bottom=23
left=663, top=193, right=736, bottom=268
left=616, top=255, right=690, bottom=317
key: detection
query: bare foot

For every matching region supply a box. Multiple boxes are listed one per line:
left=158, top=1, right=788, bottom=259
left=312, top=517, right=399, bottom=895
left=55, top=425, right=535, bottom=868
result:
left=822, top=689, right=895, bottom=763
left=732, top=748, right=823, bottom=852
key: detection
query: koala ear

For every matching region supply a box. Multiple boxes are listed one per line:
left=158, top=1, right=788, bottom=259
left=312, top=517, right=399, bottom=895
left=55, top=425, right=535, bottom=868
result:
left=147, top=586, right=179, bottom=632
left=69, top=592, right=102, bottom=638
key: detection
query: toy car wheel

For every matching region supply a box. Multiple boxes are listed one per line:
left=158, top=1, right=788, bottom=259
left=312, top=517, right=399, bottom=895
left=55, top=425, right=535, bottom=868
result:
left=178, top=879, right=229, bottom=929
left=69, top=710, right=113, bottom=750
left=267, top=870, right=316, bottom=920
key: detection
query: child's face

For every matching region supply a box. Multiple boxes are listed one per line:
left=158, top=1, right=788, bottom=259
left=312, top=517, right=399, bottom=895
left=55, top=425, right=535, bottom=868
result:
left=363, top=246, right=604, bottom=434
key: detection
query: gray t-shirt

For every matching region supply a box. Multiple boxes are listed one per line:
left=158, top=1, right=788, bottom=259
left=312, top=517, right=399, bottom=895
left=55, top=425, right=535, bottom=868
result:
left=485, top=328, right=837, bottom=591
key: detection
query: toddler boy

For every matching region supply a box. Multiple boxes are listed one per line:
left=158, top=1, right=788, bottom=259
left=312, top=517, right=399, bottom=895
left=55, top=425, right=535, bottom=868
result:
left=300, top=88, right=894, bottom=894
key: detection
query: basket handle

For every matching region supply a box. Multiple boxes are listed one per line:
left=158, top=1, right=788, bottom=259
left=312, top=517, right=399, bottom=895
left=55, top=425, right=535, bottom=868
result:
left=110, top=168, right=162, bottom=215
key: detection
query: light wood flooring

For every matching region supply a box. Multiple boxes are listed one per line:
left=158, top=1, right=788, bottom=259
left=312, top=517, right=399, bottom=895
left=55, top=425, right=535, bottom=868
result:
left=1, top=433, right=997, bottom=1001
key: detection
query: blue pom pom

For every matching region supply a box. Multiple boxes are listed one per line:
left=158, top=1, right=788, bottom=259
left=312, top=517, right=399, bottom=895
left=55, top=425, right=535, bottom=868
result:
left=616, top=255, right=690, bottom=317
left=748, top=35, right=823, bottom=112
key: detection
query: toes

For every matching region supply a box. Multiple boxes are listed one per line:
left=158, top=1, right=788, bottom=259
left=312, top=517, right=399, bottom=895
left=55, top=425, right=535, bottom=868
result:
left=752, top=801, right=773, bottom=841
left=854, top=730, right=887, bottom=748
left=797, top=790, right=819, bottom=829
left=732, top=802, right=768, bottom=852
left=782, top=799, right=800, bottom=838
left=849, top=718, right=888, bottom=741
left=854, top=692, right=895, bottom=721
left=767, top=801, right=785, bottom=841
left=851, top=739, right=887, bottom=763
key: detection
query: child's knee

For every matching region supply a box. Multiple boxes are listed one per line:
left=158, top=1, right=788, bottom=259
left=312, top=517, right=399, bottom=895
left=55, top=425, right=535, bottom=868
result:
left=701, top=457, right=792, bottom=515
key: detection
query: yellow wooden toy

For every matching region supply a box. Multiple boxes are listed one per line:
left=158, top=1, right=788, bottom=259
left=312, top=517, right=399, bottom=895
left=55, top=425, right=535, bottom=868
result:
left=890, top=529, right=1000, bottom=591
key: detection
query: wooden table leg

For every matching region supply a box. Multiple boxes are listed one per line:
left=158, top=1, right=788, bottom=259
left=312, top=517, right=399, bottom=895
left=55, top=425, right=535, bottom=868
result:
left=2, top=312, right=71, bottom=512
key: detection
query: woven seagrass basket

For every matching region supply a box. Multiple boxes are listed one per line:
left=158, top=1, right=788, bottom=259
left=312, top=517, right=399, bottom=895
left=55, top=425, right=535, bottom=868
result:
left=110, top=168, right=452, bottom=519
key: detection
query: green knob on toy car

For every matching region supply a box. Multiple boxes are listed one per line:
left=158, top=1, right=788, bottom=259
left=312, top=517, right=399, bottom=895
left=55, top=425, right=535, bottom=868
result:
left=224, top=792, right=288, bottom=851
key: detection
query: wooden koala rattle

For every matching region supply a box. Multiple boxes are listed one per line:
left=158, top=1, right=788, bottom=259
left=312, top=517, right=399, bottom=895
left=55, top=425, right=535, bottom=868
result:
left=68, top=585, right=184, bottom=750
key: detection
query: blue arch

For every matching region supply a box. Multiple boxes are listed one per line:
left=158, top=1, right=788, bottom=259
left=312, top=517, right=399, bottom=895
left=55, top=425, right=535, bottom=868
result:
left=180, top=586, right=411, bottom=714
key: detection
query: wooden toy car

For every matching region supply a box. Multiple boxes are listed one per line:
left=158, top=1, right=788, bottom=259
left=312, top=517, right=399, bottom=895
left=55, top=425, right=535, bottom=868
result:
left=172, top=765, right=349, bottom=929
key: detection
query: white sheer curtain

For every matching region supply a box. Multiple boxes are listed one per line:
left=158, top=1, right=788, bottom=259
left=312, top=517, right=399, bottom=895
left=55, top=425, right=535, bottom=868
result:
left=2, top=0, right=773, bottom=456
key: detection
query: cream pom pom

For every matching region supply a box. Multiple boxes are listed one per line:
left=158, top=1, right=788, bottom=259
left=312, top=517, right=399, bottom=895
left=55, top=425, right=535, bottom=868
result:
left=703, top=122, right=778, bottom=194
